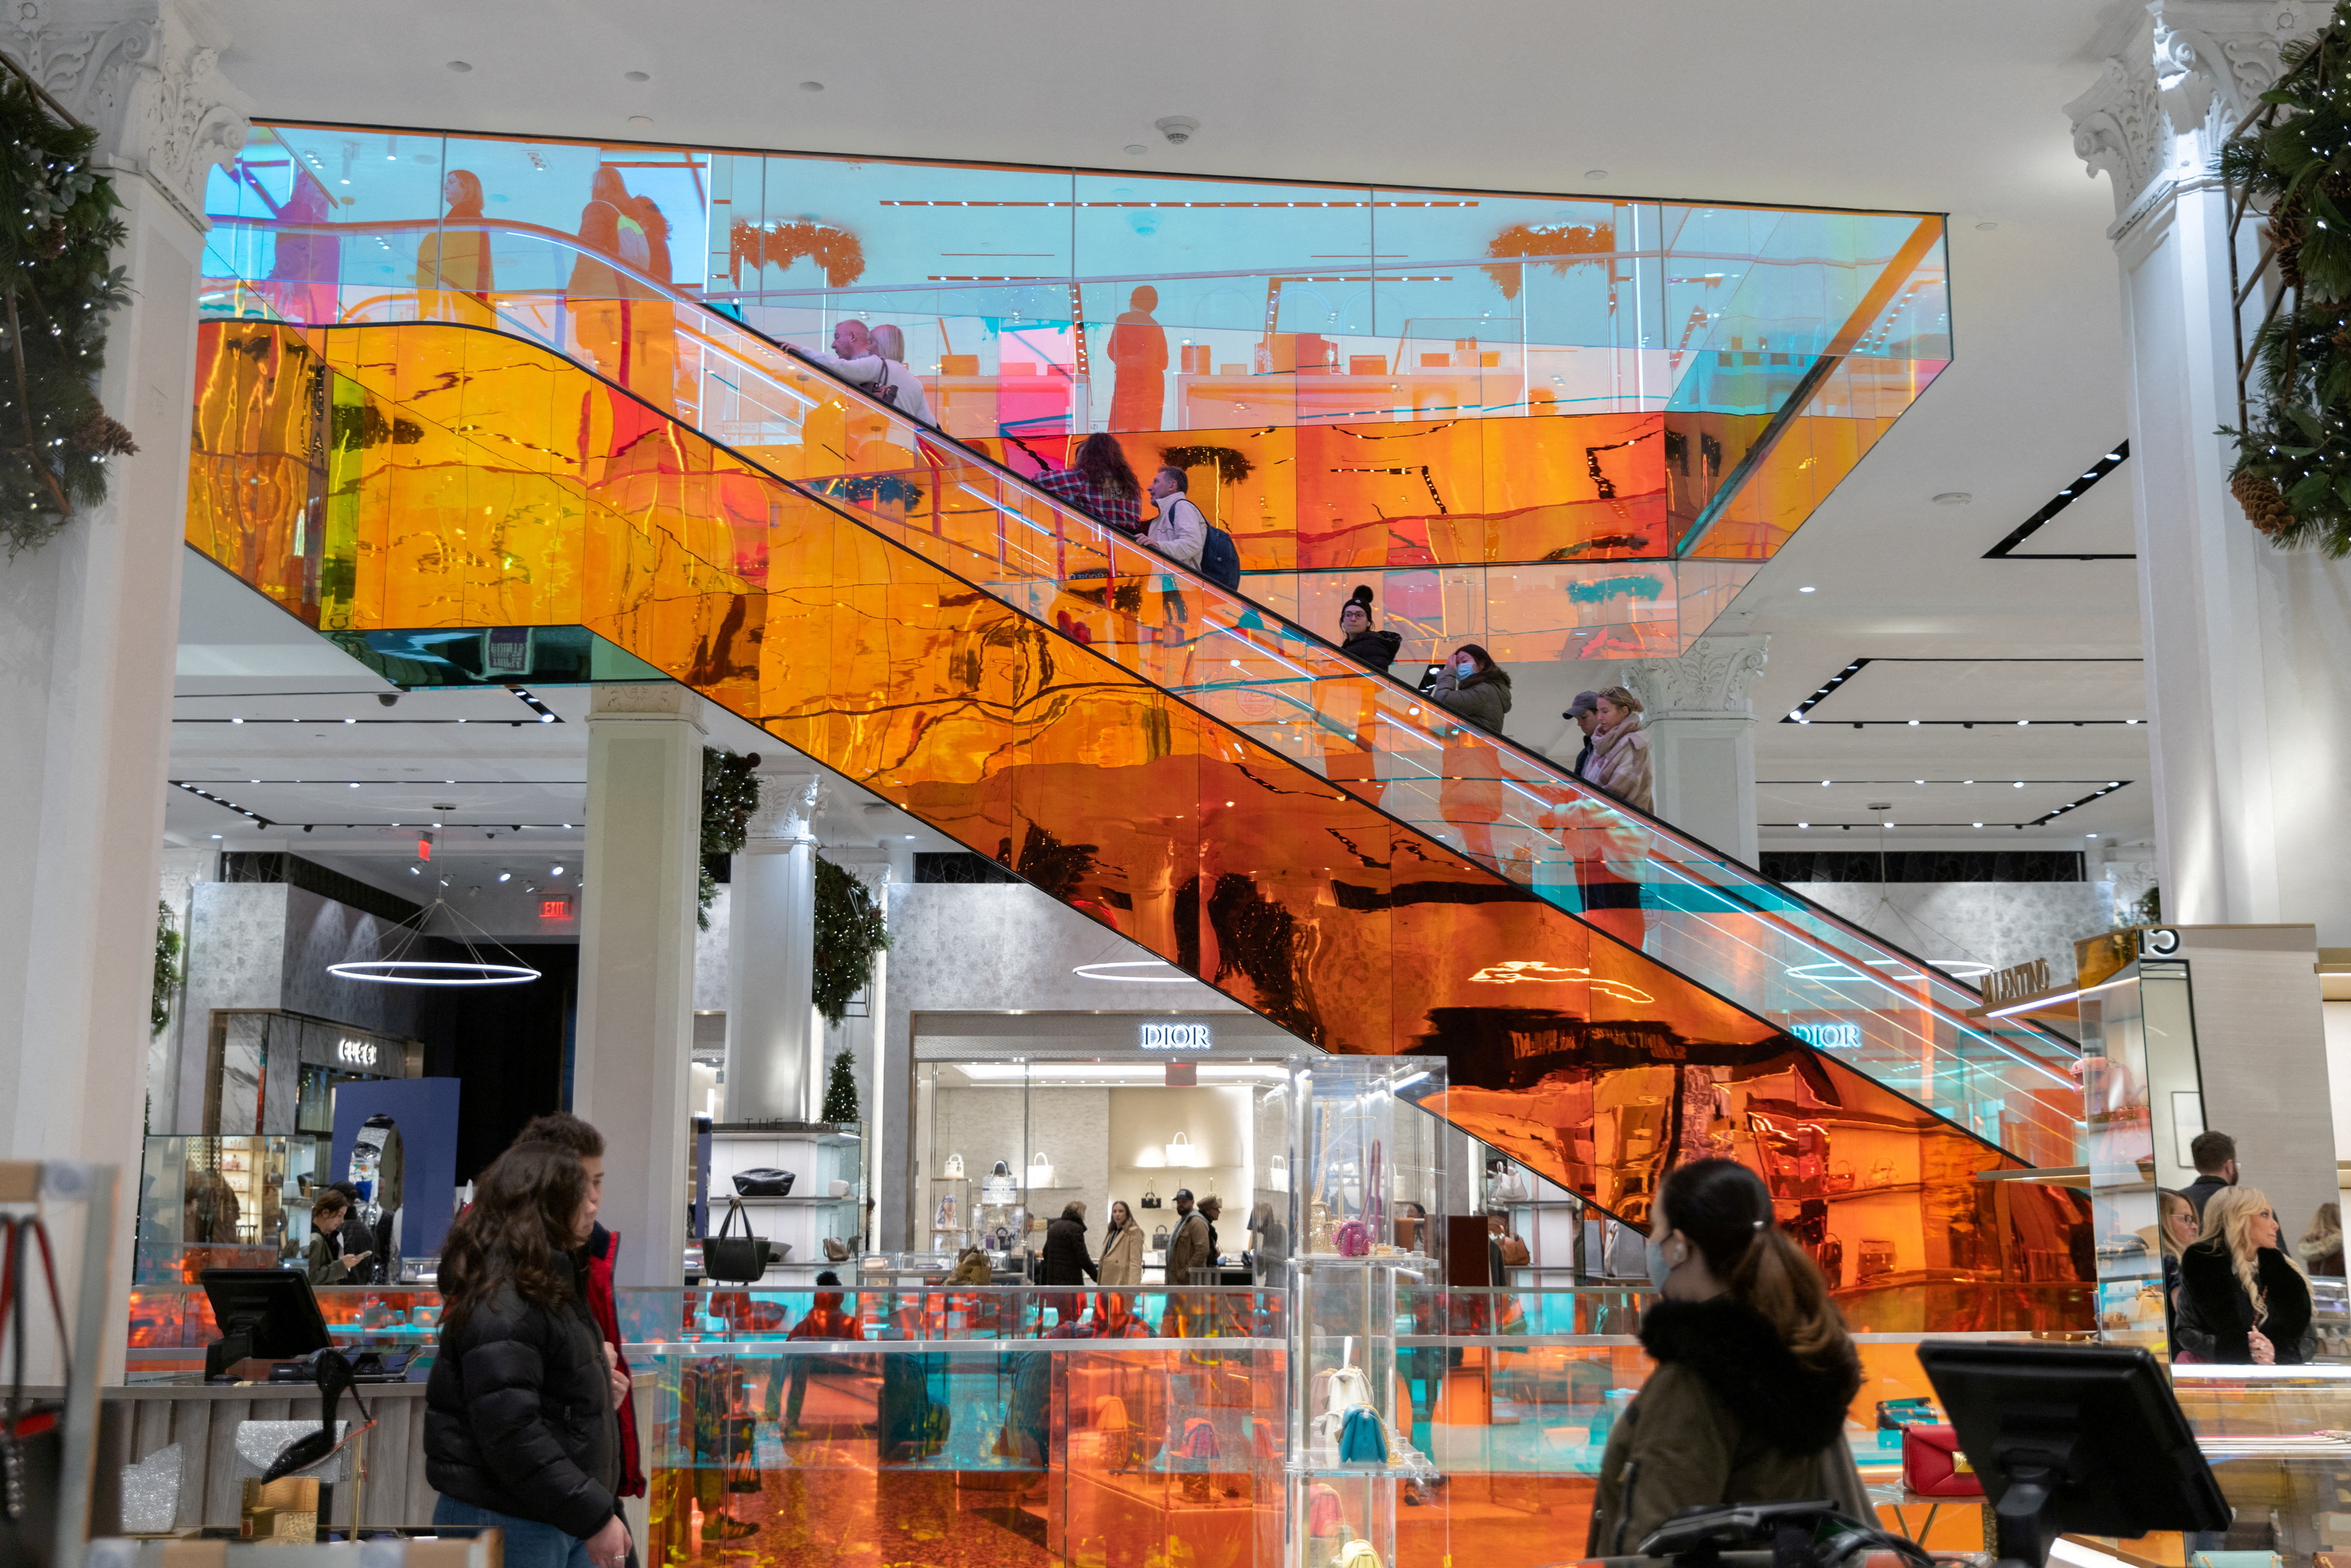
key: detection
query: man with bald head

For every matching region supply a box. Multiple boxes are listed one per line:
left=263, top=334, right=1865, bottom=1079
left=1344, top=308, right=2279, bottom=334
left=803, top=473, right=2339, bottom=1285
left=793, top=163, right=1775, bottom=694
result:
left=804, top=315, right=933, bottom=424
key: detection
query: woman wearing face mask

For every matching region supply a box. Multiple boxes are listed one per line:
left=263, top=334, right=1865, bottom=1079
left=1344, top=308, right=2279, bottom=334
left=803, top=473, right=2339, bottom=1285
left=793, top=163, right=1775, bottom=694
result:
left=1427, top=644, right=1512, bottom=867
left=1586, top=1159, right=1867, bottom=1557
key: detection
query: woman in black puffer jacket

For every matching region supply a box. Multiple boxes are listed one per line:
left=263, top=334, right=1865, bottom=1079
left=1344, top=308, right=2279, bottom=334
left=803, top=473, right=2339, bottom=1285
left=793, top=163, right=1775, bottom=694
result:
left=426, top=1142, right=632, bottom=1568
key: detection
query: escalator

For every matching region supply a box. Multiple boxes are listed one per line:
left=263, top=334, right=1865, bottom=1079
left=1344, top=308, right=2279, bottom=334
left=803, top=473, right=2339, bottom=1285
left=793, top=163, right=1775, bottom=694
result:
left=188, top=230, right=2090, bottom=1323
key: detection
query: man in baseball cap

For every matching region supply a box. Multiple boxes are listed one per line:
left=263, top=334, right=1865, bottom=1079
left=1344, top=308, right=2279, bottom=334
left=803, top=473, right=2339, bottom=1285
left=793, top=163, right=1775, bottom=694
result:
left=1563, top=691, right=1602, bottom=781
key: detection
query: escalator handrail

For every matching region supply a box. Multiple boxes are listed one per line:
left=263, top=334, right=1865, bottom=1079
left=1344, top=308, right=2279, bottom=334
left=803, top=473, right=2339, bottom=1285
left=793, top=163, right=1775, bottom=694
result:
left=206, top=216, right=2072, bottom=1069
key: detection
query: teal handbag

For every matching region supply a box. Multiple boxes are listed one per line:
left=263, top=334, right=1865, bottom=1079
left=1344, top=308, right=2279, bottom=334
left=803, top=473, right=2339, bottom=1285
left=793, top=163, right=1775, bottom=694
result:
left=1338, top=1406, right=1388, bottom=1464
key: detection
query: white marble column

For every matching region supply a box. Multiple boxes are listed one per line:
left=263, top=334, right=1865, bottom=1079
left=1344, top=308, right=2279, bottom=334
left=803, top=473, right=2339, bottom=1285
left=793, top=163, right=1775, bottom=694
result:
left=0, top=0, right=247, bottom=1381
left=727, top=769, right=823, bottom=1123
left=575, top=686, right=705, bottom=1287
left=1624, top=634, right=1769, bottom=865
left=2068, top=1, right=2351, bottom=941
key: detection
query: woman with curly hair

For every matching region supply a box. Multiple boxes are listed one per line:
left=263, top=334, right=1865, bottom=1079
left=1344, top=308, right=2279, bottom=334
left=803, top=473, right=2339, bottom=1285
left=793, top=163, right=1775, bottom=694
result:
left=2176, top=1186, right=2314, bottom=1365
left=425, top=1142, right=633, bottom=1568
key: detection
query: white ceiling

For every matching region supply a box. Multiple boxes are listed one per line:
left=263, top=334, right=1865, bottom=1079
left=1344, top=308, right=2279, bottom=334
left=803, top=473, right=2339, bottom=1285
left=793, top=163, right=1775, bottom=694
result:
left=183, top=0, right=2155, bottom=865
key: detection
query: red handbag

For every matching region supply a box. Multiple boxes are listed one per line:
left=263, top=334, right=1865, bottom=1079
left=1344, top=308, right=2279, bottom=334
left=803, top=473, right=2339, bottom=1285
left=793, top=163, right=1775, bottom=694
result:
left=1902, top=1424, right=1983, bottom=1497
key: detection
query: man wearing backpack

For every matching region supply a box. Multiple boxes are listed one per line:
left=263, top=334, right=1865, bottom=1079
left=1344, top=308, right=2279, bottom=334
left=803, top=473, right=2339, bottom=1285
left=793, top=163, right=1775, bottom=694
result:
left=1143, top=466, right=1208, bottom=569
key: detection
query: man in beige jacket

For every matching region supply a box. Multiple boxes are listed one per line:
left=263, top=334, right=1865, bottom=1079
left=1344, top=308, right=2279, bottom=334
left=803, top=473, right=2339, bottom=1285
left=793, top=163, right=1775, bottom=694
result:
left=1160, top=1188, right=1212, bottom=1334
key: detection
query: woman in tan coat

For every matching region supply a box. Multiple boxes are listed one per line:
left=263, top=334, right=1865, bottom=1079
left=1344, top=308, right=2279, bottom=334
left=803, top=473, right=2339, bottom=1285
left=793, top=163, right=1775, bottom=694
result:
left=1097, top=1200, right=1145, bottom=1288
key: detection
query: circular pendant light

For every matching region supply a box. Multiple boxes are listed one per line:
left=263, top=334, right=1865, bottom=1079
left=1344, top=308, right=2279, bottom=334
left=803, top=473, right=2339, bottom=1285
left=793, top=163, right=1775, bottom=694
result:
left=328, top=959, right=539, bottom=986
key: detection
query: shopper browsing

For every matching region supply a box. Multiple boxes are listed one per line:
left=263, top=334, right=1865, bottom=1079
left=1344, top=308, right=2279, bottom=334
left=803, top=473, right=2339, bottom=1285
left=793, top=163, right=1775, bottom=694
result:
left=1041, top=1200, right=1099, bottom=1327
left=512, top=1112, right=646, bottom=1506
left=1098, top=1200, right=1144, bottom=1289
left=1162, top=1188, right=1212, bottom=1334
left=2175, top=1186, right=2314, bottom=1365
left=425, top=1142, right=633, bottom=1568
left=2299, top=1202, right=2343, bottom=1277
left=2183, top=1130, right=2238, bottom=1220
left=1142, top=466, right=1209, bottom=570
left=304, top=1188, right=373, bottom=1286
left=1586, top=1159, right=1868, bottom=1556
left=1562, top=691, right=1602, bottom=778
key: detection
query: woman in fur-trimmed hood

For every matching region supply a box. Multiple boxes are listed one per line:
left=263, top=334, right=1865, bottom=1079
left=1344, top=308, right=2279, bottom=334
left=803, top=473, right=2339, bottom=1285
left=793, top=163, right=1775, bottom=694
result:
left=1587, top=1159, right=1870, bottom=1556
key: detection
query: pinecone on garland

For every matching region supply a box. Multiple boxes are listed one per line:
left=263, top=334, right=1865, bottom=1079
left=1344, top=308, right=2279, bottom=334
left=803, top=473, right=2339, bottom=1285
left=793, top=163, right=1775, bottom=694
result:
left=2232, top=469, right=2296, bottom=536
left=68, top=406, right=136, bottom=456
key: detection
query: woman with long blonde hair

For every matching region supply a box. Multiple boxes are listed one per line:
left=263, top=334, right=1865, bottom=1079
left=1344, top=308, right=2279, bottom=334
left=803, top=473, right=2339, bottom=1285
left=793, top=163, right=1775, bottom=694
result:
left=2175, top=1185, right=2313, bottom=1365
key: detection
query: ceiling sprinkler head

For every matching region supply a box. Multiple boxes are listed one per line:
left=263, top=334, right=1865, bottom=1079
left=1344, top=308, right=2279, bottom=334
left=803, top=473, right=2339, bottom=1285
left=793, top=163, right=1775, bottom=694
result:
left=1155, top=116, right=1198, bottom=144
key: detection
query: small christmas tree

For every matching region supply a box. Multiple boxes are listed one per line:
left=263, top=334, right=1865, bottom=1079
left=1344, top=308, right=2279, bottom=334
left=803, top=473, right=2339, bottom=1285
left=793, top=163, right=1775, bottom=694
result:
left=821, top=1047, right=861, bottom=1126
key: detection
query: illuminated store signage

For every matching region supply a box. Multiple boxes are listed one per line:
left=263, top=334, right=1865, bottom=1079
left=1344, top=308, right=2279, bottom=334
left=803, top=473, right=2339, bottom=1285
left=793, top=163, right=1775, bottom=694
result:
left=337, top=1037, right=380, bottom=1069
left=1140, top=1022, right=1211, bottom=1051
left=1790, top=1021, right=1860, bottom=1050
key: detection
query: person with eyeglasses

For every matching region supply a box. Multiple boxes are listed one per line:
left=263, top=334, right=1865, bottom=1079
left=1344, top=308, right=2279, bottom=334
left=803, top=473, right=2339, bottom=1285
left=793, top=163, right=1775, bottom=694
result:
left=2175, top=1186, right=2314, bottom=1365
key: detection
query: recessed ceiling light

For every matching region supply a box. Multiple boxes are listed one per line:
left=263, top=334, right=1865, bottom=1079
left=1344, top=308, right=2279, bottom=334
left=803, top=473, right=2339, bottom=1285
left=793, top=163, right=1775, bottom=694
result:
left=1799, top=585, right=1816, bottom=593
left=625, top=70, right=650, bottom=82
left=1933, top=492, right=1972, bottom=505
left=1124, top=144, right=1148, bottom=155
left=627, top=115, right=653, bottom=128
left=1796, top=821, right=1808, bottom=829
left=551, top=866, right=565, bottom=876
left=800, top=80, right=824, bottom=92
left=447, top=59, right=472, bottom=72
left=1975, top=221, right=1998, bottom=231
left=210, top=834, right=223, bottom=840
left=498, top=870, right=512, bottom=882
left=903, top=834, right=916, bottom=840
left=348, top=782, right=360, bottom=789
left=1585, top=169, right=1609, bottom=179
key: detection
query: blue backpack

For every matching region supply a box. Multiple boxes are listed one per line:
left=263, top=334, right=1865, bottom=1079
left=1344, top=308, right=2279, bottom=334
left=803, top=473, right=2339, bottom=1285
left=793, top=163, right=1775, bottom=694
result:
left=1197, top=523, right=1242, bottom=591
left=1337, top=1406, right=1389, bottom=1464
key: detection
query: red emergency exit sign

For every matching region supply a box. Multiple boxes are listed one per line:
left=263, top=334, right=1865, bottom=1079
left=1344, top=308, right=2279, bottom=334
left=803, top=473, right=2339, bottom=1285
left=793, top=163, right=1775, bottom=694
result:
left=539, top=897, right=573, bottom=920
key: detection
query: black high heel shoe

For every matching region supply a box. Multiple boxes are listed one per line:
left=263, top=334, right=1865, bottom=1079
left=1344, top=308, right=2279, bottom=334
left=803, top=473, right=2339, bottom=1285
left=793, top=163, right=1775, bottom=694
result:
left=261, top=1348, right=377, bottom=1482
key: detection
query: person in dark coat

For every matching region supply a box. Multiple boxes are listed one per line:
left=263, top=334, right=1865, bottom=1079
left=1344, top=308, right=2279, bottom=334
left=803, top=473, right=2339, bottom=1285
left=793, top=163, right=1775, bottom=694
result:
left=2182, top=1130, right=2238, bottom=1220
left=425, top=1142, right=633, bottom=1568
left=2175, top=1185, right=2314, bottom=1365
left=324, top=1180, right=381, bottom=1284
left=1041, top=1200, right=1097, bottom=1327
left=1337, top=585, right=1401, bottom=675
left=1562, top=690, right=1601, bottom=778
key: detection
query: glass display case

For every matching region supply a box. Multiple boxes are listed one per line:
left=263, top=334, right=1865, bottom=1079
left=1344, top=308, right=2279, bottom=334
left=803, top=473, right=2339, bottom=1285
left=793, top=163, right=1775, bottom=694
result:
left=1285, top=1054, right=1447, bottom=1568
left=133, top=1133, right=328, bottom=1283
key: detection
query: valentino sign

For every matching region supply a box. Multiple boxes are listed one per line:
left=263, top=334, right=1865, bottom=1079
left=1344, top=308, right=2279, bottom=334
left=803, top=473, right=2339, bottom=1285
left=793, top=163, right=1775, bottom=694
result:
left=336, top=1037, right=380, bottom=1070
left=1140, top=1022, right=1211, bottom=1051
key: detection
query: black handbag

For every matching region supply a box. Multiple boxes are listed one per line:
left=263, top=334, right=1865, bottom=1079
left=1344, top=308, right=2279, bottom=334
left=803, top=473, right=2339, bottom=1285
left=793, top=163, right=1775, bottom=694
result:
left=1151, top=1225, right=1170, bottom=1250
left=1139, top=1184, right=1162, bottom=1210
left=703, top=1199, right=771, bottom=1283
left=0, top=1216, right=67, bottom=1566
left=731, top=1168, right=796, bottom=1197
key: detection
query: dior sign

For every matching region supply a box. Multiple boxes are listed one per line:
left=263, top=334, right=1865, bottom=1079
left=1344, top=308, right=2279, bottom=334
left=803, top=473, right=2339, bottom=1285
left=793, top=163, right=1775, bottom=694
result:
left=1140, top=1022, right=1211, bottom=1051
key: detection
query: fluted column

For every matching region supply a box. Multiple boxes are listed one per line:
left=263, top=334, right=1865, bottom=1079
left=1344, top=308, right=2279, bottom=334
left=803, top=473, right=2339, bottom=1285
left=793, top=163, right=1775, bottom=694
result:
left=1624, top=634, right=1769, bottom=865
left=2065, top=0, right=2351, bottom=937
left=727, top=769, right=824, bottom=1122
left=0, top=0, right=248, bottom=1381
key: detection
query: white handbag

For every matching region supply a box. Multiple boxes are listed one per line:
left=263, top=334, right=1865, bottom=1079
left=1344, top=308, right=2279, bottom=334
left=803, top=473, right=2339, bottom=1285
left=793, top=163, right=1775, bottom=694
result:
left=1025, top=1150, right=1055, bottom=1187
left=1319, top=1337, right=1375, bottom=1445
left=944, top=1152, right=965, bottom=1178
left=1267, top=1155, right=1289, bottom=1193
left=1166, top=1130, right=1195, bottom=1168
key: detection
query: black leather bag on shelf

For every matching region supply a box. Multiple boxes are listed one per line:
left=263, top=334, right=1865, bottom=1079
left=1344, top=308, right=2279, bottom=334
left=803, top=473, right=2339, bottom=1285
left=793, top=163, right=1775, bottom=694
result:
left=703, top=1199, right=772, bottom=1284
left=731, top=1168, right=796, bottom=1197
left=0, top=1216, right=68, bottom=1567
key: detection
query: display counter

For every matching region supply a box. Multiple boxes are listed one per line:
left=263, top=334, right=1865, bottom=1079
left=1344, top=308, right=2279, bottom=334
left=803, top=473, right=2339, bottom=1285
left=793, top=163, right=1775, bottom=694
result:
left=126, top=1284, right=442, bottom=1379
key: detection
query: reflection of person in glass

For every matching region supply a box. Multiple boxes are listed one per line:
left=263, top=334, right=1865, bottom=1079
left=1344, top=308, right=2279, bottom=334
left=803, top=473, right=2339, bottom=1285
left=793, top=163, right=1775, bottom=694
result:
left=805, top=318, right=933, bottom=424
left=568, top=166, right=648, bottom=381
left=1107, top=285, right=1168, bottom=431
left=416, top=169, right=495, bottom=324
left=263, top=176, right=340, bottom=324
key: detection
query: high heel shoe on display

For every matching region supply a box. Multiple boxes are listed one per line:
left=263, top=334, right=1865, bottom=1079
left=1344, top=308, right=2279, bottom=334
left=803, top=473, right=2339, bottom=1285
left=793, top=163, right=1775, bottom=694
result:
left=262, top=1348, right=378, bottom=1483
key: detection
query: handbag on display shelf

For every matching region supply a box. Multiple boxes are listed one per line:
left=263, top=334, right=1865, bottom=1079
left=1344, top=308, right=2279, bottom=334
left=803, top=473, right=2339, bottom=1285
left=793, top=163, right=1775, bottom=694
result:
left=823, top=1237, right=850, bottom=1262
left=1306, top=1484, right=1346, bottom=1538
left=703, top=1199, right=771, bottom=1283
left=1140, top=1183, right=1162, bottom=1210
left=1499, top=1231, right=1532, bottom=1269
left=1151, top=1225, right=1171, bottom=1251
left=731, top=1168, right=795, bottom=1197
left=1334, top=1219, right=1370, bottom=1257
left=1025, top=1151, right=1054, bottom=1188
left=1167, top=1130, right=1194, bottom=1168
left=1178, top=1417, right=1220, bottom=1460
left=1489, top=1164, right=1530, bottom=1205
left=1900, top=1425, right=1983, bottom=1498
left=943, top=1153, right=965, bottom=1179
left=1338, top=1406, right=1391, bottom=1465
left=1267, top=1156, right=1288, bottom=1193
left=1336, top=1539, right=1384, bottom=1568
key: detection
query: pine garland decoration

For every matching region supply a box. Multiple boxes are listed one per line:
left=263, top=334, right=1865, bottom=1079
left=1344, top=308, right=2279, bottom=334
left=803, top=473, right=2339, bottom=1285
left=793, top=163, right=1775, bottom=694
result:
left=2222, top=3, right=2351, bottom=554
left=812, top=855, right=889, bottom=1026
left=698, top=747, right=761, bottom=930
left=0, top=62, right=136, bottom=556
left=151, top=899, right=183, bottom=1036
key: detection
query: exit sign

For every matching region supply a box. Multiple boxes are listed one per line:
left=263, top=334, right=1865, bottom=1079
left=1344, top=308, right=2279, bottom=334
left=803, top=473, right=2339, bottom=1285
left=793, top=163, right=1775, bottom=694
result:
left=539, top=897, right=573, bottom=920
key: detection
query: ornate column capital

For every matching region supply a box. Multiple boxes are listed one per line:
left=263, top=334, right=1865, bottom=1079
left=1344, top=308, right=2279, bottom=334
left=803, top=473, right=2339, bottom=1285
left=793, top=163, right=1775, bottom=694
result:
left=2068, top=1, right=2319, bottom=225
left=0, top=0, right=252, bottom=231
left=1624, top=633, right=1769, bottom=722
left=744, top=770, right=824, bottom=846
